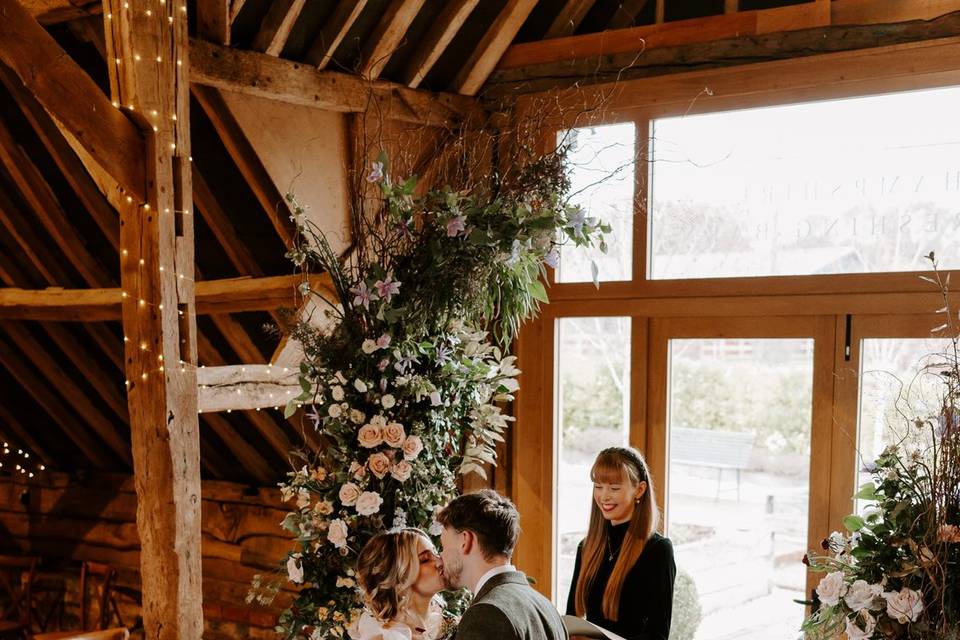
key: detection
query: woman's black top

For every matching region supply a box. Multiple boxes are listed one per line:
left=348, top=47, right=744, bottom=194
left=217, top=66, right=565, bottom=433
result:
left=565, top=523, right=676, bottom=640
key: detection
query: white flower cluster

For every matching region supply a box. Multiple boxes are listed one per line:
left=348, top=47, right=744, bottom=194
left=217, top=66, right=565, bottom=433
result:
left=816, top=570, right=924, bottom=639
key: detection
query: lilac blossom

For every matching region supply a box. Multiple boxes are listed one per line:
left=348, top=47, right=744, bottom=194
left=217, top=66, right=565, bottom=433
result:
left=544, top=247, right=560, bottom=269
left=351, top=281, right=376, bottom=310
left=374, top=276, right=401, bottom=302
left=366, top=161, right=384, bottom=183
left=446, top=215, right=466, bottom=237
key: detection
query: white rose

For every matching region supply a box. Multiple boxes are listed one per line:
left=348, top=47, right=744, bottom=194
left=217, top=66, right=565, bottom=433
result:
left=381, top=394, right=396, bottom=409
left=844, top=580, right=882, bottom=612
left=358, top=424, right=383, bottom=448
left=883, top=587, right=923, bottom=623
left=370, top=414, right=388, bottom=428
left=368, top=452, right=391, bottom=479
left=286, top=555, right=303, bottom=583
left=338, top=482, right=361, bottom=506
left=361, top=339, right=378, bottom=354
left=355, top=491, right=383, bottom=516
left=402, top=435, right=424, bottom=461
left=327, top=519, right=348, bottom=549
left=354, top=379, right=368, bottom=393
left=328, top=403, right=342, bottom=418
left=816, top=571, right=847, bottom=606
left=845, top=609, right=876, bottom=640
left=296, top=488, right=311, bottom=510
left=390, top=461, right=412, bottom=482
left=350, top=409, right=366, bottom=424
left=383, top=422, right=406, bottom=448
left=331, top=385, right=345, bottom=401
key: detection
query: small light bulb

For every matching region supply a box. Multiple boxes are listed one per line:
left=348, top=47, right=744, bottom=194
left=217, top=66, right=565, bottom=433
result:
left=141, top=373, right=148, bottom=380
left=126, top=196, right=133, bottom=203
left=140, top=342, right=147, bottom=350
left=134, top=54, right=141, bottom=61
left=159, top=266, right=164, bottom=271
left=158, top=304, right=163, bottom=310
left=139, top=299, right=146, bottom=306
left=146, top=10, right=152, bottom=16
left=139, top=258, right=145, bottom=265
left=170, top=143, right=176, bottom=150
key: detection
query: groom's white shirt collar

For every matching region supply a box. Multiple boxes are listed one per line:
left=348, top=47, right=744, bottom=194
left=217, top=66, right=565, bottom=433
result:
left=473, top=563, right=516, bottom=596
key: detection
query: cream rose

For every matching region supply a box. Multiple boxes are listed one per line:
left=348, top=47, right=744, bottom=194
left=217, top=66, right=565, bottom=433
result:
left=328, top=403, right=343, bottom=418
left=358, top=424, right=383, bottom=448
left=845, top=610, right=876, bottom=640
left=338, top=482, right=361, bottom=506
left=355, top=491, right=383, bottom=516
left=844, top=580, right=882, bottom=612
left=381, top=394, right=396, bottom=409
left=815, top=571, right=847, bottom=606
left=402, top=435, right=424, bottom=461
left=883, top=587, right=923, bottom=623
left=368, top=452, right=391, bottom=479
left=361, top=339, right=378, bottom=354
left=327, top=519, right=348, bottom=549
left=313, top=500, right=333, bottom=516
left=349, top=461, right=366, bottom=480
left=350, top=409, right=366, bottom=424
left=383, top=422, right=406, bottom=448
left=390, top=461, right=413, bottom=482
left=354, top=379, right=368, bottom=393
left=331, top=385, right=345, bottom=402
left=370, top=414, right=387, bottom=428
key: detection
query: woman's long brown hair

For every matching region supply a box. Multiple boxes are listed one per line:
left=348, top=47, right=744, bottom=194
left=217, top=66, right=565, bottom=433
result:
left=574, top=447, right=659, bottom=621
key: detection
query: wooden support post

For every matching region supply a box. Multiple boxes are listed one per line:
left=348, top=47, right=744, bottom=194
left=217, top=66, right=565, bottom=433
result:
left=103, top=0, right=203, bottom=637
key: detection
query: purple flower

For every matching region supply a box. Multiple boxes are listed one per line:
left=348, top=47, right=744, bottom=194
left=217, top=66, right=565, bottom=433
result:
left=350, top=281, right=376, bottom=310
left=862, top=460, right=878, bottom=473
left=544, top=247, right=560, bottom=269
left=374, top=276, right=401, bottom=302
left=307, top=406, right=322, bottom=429
left=446, top=215, right=466, bottom=237
left=435, top=344, right=452, bottom=363
left=566, top=208, right=587, bottom=238
left=366, top=161, right=384, bottom=183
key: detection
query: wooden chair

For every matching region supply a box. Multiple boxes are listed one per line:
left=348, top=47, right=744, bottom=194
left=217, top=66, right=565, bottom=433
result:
left=0, top=555, right=39, bottom=639
left=35, top=563, right=121, bottom=640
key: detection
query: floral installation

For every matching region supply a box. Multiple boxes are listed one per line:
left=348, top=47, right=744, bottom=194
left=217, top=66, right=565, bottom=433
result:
left=801, top=255, right=959, bottom=639
left=253, top=145, right=609, bottom=639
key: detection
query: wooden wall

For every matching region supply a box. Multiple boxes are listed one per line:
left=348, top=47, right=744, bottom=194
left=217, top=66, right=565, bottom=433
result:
left=0, top=472, right=295, bottom=639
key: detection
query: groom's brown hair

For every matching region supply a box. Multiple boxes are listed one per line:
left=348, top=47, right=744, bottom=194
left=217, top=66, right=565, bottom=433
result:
left=436, top=489, right=520, bottom=559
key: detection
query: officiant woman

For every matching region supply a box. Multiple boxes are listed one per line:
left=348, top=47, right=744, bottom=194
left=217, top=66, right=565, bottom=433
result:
left=566, top=446, right=677, bottom=640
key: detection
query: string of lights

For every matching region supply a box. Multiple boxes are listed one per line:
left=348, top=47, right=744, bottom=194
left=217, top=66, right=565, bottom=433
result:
left=0, top=441, right=45, bottom=478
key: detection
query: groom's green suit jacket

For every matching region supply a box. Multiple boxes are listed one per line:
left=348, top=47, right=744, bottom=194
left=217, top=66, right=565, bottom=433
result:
left=454, top=571, right=567, bottom=640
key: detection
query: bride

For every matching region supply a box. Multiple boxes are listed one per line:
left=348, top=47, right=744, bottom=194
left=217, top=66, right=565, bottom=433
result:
left=350, top=528, right=448, bottom=640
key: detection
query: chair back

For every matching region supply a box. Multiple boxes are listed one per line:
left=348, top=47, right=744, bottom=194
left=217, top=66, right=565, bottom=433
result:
left=78, top=562, right=118, bottom=631
left=0, top=554, right=39, bottom=627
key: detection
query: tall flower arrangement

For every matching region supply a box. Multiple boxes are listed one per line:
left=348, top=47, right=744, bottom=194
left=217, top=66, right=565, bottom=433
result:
left=260, top=147, right=609, bottom=639
left=802, top=256, right=960, bottom=640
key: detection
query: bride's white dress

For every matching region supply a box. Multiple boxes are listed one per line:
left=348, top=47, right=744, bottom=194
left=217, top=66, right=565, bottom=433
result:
left=348, top=600, right=444, bottom=640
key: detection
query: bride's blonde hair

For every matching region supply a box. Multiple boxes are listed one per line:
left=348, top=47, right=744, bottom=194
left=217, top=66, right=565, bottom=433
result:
left=356, top=528, right=429, bottom=622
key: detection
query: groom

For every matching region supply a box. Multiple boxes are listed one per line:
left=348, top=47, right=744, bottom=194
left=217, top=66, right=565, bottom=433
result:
left=436, top=490, right=567, bottom=640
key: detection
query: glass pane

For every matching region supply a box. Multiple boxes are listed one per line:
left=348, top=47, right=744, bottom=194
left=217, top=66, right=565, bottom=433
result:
left=667, top=338, right=813, bottom=640
left=555, top=317, right=632, bottom=601
left=649, top=86, right=960, bottom=279
left=856, top=338, right=953, bottom=506
left=557, top=123, right=636, bottom=283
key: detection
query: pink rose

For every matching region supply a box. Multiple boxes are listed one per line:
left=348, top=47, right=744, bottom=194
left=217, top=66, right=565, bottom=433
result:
left=358, top=424, right=383, bottom=448
left=349, top=461, right=367, bottom=480
left=391, top=461, right=413, bottom=482
left=368, top=452, right=391, bottom=479
left=355, top=491, right=383, bottom=516
left=383, top=422, right=406, bottom=448
left=327, top=519, right=348, bottom=549
left=402, top=435, right=424, bottom=461
left=338, top=482, right=361, bottom=506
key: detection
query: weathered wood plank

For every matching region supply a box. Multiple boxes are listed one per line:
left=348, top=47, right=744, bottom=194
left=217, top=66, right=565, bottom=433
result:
left=251, top=0, right=306, bottom=56
left=452, top=0, right=538, bottom=95
left=190, top=38, right=483, bottom=127
left=608, top=0, right=651, bottom=29
left=401, top=0, right=479, bottom=88
left=198, top=0, right=231, bottom=46
left=20, top=0, right=101, bottom=24
left=104, top=0, right=203, bottom=636
left=304, top=0, right=368, bottom=69
left=360, top=0, right=427, bottom=80
left=0, top=0, right=144, bottom=201
left=543, top=0, right=596, bottom=39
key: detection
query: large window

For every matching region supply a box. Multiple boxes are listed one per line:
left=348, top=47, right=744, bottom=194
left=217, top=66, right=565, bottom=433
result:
left=649, top=86, right=960, bottom=279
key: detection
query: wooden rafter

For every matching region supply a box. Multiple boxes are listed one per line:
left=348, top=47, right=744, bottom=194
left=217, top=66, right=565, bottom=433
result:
left=0, top=186, right=77, bottom=286
left=0, top=0, right=145, bottom=202
left=304, top=0, right=368, bottom=70
left=21, top=0, right=101, bottom=24
left=252, top=0, right=307, bottom=57
left=198, top=412, right=276, bottom=485
left=209, top=314, right=266, bottom=363
left=452, top=0, right=538, bottom=95
left=543, top=0, right=596, bottom=39
left=359, top=0, right=427, bottom=80
left=0, top=335, right=114, bottom=469
left=191, top=85, right=295, bottom=248
left=198, top=364, right=298, bottom=412
left=608, top=0, right=651, bottom=29
left=0, top=66, right=119, bottom=251
left=192, top=167, right=263, bottom=278
left=190, top=39, right=483, bottom=127
left=197, top=0, right=231, bottom=46
left=401, top=0, right=479, bottom=88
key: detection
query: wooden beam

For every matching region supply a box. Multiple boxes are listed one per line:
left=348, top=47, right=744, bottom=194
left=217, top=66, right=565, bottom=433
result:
left=0, top=322, right=131, bottom=463
left=832, top=0, right=960, bottom=25
left=190, top=38, right=483, bottom=127
left=359, top=0, right=427, bottom=80
left=191, top=166, right=263, bottom=277
left=0, top=65, right=119, bottom=251
left=304, top=0, right=367, bottom=70
left=0, top=335, right=114, bottom=469
left=609, top=0, right=651, bottom=29
left=198, top=364, right=299, bottom=412
left=198, top=412, right=276, bottom=485
left=725, top=0, right=739, bottom=14
left=0, top=274, right=322, bottom=321
left=197, top=0, right=231, bottom=46
left=0, top=187, right=78, bottom=287
left=104, top=0, right=203, bottom=636
left=0, top=0, right=145, bottom=202
left=252, top=0, right=306, bottom=56
left=452, top=0, right=538, bottom=95
left=21, top=0, right=101, bottom=24
left=209, top=314, right=266, bottom=363
left=401, top=0, right=479, bottom=88
left=543, top=0, right=596, bottom=39
left=190, top=85, right=295, bottom=248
